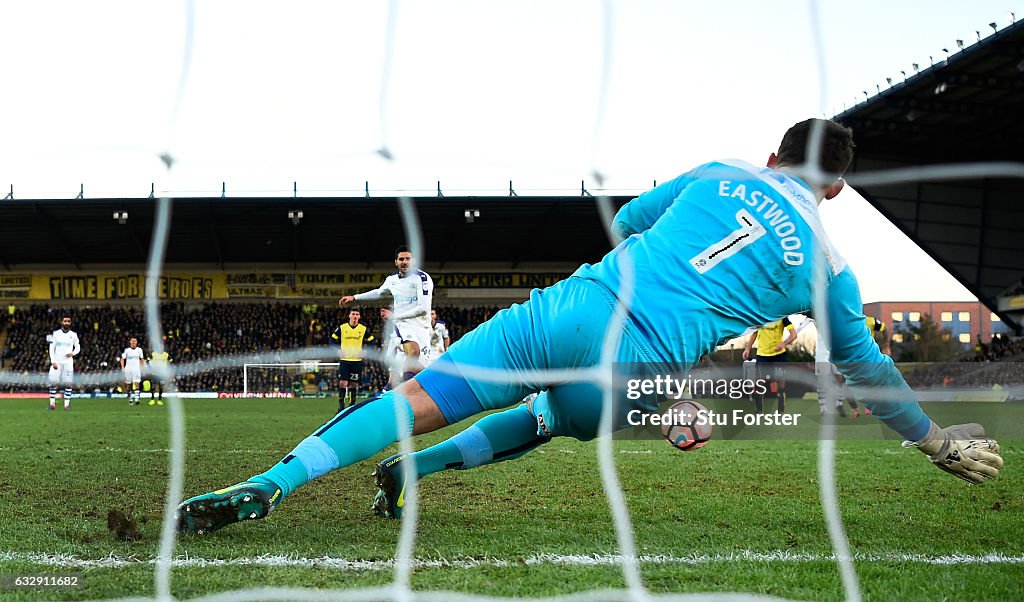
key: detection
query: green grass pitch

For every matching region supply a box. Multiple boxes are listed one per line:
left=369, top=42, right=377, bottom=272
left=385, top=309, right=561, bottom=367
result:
left=0, top=396, right=1021, bottom=601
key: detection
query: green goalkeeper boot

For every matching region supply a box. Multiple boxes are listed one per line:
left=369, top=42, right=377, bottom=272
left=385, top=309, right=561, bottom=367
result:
left=371, top=453, right=411, bottom=519
left=176, top=481, right=282, bottom=535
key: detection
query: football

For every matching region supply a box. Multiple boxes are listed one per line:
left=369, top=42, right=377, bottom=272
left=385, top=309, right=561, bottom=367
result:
left=661, top=400, right=712, bottom=451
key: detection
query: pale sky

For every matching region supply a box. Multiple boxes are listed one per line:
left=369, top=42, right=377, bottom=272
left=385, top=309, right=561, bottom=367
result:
left=1, top=1, right=1020, bottom=303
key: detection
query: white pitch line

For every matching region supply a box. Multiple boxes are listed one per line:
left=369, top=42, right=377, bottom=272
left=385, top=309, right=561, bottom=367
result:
left=2, top=551, right=1022, bottom=570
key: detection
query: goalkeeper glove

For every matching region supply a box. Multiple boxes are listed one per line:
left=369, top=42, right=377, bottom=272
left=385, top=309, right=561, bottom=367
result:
left=903, top=422, right=1003, bottom=484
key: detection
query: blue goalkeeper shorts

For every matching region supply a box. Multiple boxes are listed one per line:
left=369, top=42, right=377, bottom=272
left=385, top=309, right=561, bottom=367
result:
left=416, top=277, right=665, bottom=441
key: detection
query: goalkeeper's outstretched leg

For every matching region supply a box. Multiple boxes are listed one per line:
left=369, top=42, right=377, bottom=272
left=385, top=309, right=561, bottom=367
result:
left=370, top=380, right=624, bottom=519
left=372, top=401, right=551, bottom=519
left=177, top=383, right=451, bottom=534
left=178, top=278, right=646, bottom=534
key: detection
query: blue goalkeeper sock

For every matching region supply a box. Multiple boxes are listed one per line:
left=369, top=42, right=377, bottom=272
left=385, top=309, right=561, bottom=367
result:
left=251, top=392, right=414, bottom=500
left=412, top=403, right=550, bottom=477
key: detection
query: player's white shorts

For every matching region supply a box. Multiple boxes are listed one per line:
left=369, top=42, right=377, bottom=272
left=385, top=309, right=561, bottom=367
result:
left=814, top=361, right=841, bottom=376
left=393, top=321, right=430, bottom=351
left=422, top=346, right=446, bottom=367
left=48, top=361, right=74, bottom=385
left=124, top=368, right=142, bottom=383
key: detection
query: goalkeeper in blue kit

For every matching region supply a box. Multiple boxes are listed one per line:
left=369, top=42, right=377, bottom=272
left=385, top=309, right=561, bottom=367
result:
left=178, top=119, right=1003, bottom=533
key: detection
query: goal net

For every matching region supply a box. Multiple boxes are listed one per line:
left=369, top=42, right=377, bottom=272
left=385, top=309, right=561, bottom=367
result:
left=242, top=361, right=339, bottom=397
left=0, top=3, right=1019, bottom=602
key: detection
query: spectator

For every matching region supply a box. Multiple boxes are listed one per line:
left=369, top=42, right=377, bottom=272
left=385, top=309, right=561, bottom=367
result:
left=0, top=302, right=503, bottom=393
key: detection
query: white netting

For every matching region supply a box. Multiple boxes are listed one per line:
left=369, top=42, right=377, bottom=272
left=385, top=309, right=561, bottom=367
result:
left=0, top=2, right=1021, bottom=602
left=242, top=362, right=339, bottom=396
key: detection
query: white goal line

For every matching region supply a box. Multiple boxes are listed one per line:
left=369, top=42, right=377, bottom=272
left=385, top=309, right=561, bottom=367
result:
left=3, top=551, right=1021, bottom=570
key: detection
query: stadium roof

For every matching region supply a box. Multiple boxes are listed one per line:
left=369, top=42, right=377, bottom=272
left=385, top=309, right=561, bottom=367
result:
left=0, top=195, right=625, bottom=269
left=833, top=19, right=1024, bottom=332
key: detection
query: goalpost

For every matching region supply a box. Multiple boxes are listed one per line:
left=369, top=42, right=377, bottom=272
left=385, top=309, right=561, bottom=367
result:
left=242, top=361, right=339, bottom=396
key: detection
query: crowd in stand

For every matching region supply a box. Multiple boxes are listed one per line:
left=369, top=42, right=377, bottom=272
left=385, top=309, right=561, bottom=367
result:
left=1003, top=281, right=1024, bottom=297
left=1, top=303, right=501, bottom=394
left=967, top=333, right=1024, bottom=363
left=3, top=302, right=1020, bottom=394
left=900, top=333, right=1024, bottom=389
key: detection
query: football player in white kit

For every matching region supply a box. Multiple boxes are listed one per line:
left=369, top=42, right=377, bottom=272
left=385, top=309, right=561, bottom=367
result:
left=423, top=309, right=450, bottom=367
left=340, top=246, right=433, bottom=382
left=379, top=308, right=406, bottom=390
left=121, top=337, right=146, bottom=406
left=48, top=315, right=80, bottom=411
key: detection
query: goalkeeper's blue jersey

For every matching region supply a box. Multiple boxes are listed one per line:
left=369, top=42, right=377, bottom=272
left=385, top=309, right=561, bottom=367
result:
left=574, top=159, right=928, bottom=438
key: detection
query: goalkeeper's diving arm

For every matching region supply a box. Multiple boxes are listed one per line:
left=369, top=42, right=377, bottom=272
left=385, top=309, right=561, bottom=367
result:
left=826, top=267, right=1003, bottom=484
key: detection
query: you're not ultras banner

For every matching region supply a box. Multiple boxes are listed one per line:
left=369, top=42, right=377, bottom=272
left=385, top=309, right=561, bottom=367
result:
left=9, top=271, right=569, bottom=301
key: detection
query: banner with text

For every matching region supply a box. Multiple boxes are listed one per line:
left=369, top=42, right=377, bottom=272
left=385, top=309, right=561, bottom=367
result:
left=0, top=275, right=32, bottom=299
left=28, top=274, right=229, bottom=300
left=224, top=271, right=568, bottom=299
left=9, top=271, right=569, bottom=301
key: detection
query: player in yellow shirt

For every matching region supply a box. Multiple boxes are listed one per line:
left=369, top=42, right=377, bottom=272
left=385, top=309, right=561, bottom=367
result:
left=743, top=316, right=797, bottom=413
left=866, top=316, right=890, bottom=356
left=331, top=309, right=375, bottom=412
left=147, top=349, right=172, bottom=405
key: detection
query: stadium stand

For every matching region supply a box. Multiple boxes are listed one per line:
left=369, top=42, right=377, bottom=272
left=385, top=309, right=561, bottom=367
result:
left=6, top=301, right=1019, bottom=395
left=901, top=334, right=1024, bottom=390
left=834, top=19, right=1024, bottom=335
left=1, top=303, right=498, bottom=394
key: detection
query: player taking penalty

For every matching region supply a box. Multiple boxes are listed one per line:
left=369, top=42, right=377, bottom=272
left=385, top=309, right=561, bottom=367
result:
left=338, top=246, right=433, bottom=383
left=177, top=119, right=1003, bottom=535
